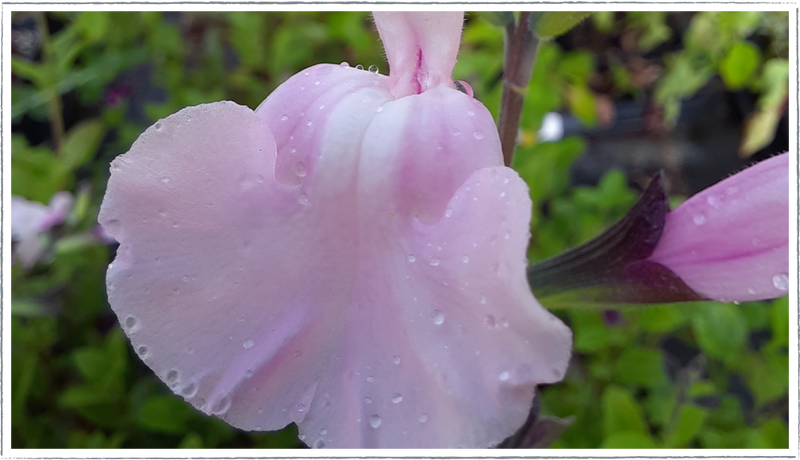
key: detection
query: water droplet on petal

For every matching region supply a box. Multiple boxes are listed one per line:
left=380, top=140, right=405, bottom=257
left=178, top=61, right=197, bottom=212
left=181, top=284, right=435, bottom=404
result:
left=444, top=208, right=453, bottom=218
left=392, top=355, right=401, bottom=365
left=480, top=295, right=487, bottom=305
left=154, top=122, right=163, bottom=131
left=320, top=428, right=328, bottom=435
left=125, top=315, right=138, bottom=329
left=280, top=114, right=288, bottom=121
left=462, top=255, right=470, bottom=264
left=418, top=414, right=428, bottom=423
left=485, top=315, right=496, bottom=327
left=391, top=393, right=403, bottom=404
left=368, top=64, right=379, bottom=74
left=298, top=194, right=309, bottom=205
left=244, top=369, right=253, bottom=378
left=294, top=162, right=307, bottom=177
left=407, top=254, right=416, bottom=263
left=369, top=414, right=382, bottom=428
left=137, top=345, right=148, bottom=356
left=432, top=310, right=444, bottom=325
left=166, top=369, right=179, bottom=382
left=355, top=64, right=364, bottom=70
left=499, top=371, right=510, bottom=381
left=366, top=376, right=375, bottom=383
left=340, top=61, right=350, bottom=68
left=243, top=338, right=255, bottom=349
left=364, top=397, right=373, bottom=404
left=693, top=213, right=706, bottom=225
left=772, top=273, right=789, bottom=291
left=429, top=257, right=440, bottom=266
left=747, top=287, right=758, bottom=295
left=181, top=382, right=198, bottom=397
left=160, top=177, right=170, bottom=184
left=473, top=130, right=484, bottom=140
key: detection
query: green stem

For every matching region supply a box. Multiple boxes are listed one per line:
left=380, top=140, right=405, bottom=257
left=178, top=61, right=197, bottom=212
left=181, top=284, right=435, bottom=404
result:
left=497, top=12, right=540, bottom=167
left=35, top=12, right=64, bottom=156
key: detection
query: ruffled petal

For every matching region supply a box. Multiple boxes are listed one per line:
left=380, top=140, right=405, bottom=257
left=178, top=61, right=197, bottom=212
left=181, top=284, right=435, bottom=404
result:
left=649, top=153, right=789, bottom=301
left=101, top=63, right=570, bottom=448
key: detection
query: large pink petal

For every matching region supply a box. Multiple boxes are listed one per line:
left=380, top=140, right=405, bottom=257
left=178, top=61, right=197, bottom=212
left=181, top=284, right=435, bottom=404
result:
left=101, top=67, right=571, bottom=448
left=649, top=153, right=789, bottom=301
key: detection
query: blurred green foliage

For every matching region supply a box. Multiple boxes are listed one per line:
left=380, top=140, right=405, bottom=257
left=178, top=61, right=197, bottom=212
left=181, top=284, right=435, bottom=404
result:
left=11, top=11, right=788, bottom=449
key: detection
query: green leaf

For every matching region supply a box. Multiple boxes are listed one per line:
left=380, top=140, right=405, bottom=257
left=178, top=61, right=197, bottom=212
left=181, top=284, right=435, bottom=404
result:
left=719, top=41, right=760, bottom=89
left=11, top=57, right=48, bottom=87
left=664, top=404, right=706, bottom=447
left=691, top=303, right=747, bottom=363
left=179, top=432, right=205, bottom=448
left=740, top=107, right=781, bottom=157
left=63, top=119, right=107, bottom=172
left=476, top=11, right=515, bottom=28
left=11, top=299, right=51, bottom=317
left=601, top=432, right=658, bottom=448
left=602, top=385, right=648, bottom=436
left=769, top=296, right=789, bottom=348
left=639, top=305, right=687, bottom=332
left=75, top=12, right=111, bottom=43
left=534, top=12, right=591, bottom=39
left=138, top=395, right=195, bottom=434
left=566, top=84, right=597, bottom=126
left=615, top=347, right=667, bottom=388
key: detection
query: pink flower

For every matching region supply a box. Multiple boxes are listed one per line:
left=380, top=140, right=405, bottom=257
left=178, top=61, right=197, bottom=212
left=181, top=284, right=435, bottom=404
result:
left=99, top=12, right=571, bottom=448
left=12, top=192, right=73, bottom=267
left=649, top=152, right=789, bottom=301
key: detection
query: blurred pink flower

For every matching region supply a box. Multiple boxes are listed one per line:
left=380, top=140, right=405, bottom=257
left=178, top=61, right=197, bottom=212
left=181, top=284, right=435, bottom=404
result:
left=99, top=12, right=571, bottom=448
left=12, top=192, right=73, bottom=267
left=649, top=152, right=789, bottom=302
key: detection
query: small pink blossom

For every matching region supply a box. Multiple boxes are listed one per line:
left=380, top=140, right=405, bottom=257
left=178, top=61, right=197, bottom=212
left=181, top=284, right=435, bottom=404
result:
left=12, top=192, right=73, bottom=267
left=649, top=152, right=789, bottom=301
left=99, top=12, right=571, bottom=448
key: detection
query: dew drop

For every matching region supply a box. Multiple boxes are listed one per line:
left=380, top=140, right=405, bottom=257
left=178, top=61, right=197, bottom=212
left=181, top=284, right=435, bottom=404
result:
left=181, top=382, right=198, bottom=397
left=485, top=315, right=496, bottom=327
left=298, top=434, right=307, bottom=441
left=154, top=122, right=163, bottom=131
left=473, top=130, right=484, bottom=140
left=137, top=345, right=148, bottom=356
left=369, top=414, right=382, bottom=428
left=392, top=355, right=402, bottom=365
left=244, top=369, right=253, bottom=378
left=280, top=114, right=288, bottom=121
left=462, top=255, right=470, bottom=264
left=340, top=61, right=350, bottom=68
left=432, top=310, right=444, bottom=325
left=407, top=254, right=416, bottom=263
left=707, top=195, right=721, bottom=208
left=480, top=295, right=487, bottom=305
left=368, top=64, right=379, bottom=74
left=499, top=371, right=510, bottom=381
left=747, top=287, right=758, bottom=295
left=296, top=403, right=306, bottom=413
left=418, top=414, right=428, bottom=423
left=125, top=315, right=138, bottom=329
left=772, top=273, right=789, bottom=291
left=500, top=318, right=510, bottom=328
left=298, top=194, right=309, bottom=205
left=243, top=338, right=255, bottom=349
left=376, top=106, right=384, bottom=113
left=314, top=438, right=326, bottom=449
left=366, top=376, right=375, bottom=383
left=364, top=397, right=373, bottom=404
left=693, top=213, right=706, bottom=225
left=436, top=141, right=444, bottom=150
left=444, top=208, right=453, bottom=218
left=391, top=393, right=403, bottom=404
left=429, top=257, right=440, bottom=267
left=294, top=162, right=307, bottom=177
left=160, top=177, right=170, bottom=184
left=306, top=120, right=313, bottom=127
left=752, top=237, right=763, bottom=247
left=211, top=396, right=231, bottom=414
left=166, top=370, right=179, bottom=382
left=182, top=275, right=189, bottom=283
left=355, top=64, right=364, bottom=70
